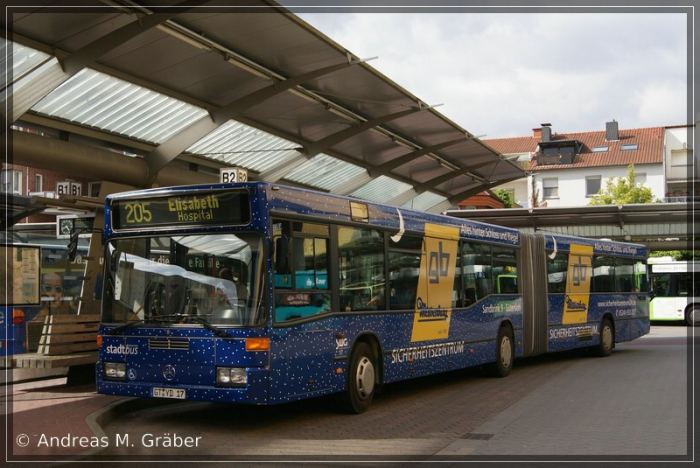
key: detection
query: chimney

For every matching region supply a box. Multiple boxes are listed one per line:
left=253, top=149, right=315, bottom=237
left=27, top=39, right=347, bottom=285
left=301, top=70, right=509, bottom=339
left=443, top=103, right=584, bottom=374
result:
left=606, top=120, right=619, bottom=141
left=532, top=128, right=542, bottom=139
left=540, top=123, right=552, bottom=142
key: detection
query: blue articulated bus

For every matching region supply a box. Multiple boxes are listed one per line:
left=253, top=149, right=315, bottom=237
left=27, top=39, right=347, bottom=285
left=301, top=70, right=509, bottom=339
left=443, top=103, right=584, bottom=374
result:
left=96, top=182, right=649, bottom=413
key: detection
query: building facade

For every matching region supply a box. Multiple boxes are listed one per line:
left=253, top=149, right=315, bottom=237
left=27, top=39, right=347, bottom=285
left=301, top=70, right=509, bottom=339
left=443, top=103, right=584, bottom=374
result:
left=485, top=122, right=695, bottom=209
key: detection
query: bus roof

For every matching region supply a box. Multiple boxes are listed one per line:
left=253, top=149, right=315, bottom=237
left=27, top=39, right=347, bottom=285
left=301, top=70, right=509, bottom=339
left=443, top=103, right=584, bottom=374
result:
left=105, top=182, right=648, bottom=258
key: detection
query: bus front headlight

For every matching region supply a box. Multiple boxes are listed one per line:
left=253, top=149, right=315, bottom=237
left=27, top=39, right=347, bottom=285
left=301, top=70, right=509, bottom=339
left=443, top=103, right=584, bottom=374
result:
left=104, top=362, right=127, bottom=381
left=216, top=367, right=247, bottom=387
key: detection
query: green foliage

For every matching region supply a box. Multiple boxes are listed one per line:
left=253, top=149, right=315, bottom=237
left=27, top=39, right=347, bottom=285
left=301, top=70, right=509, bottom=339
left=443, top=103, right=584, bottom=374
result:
left=588, top=164, right=657, bottom=205
left=493, top=189, right=514, bottom=208
left=650, top=251, right=700, bottom=261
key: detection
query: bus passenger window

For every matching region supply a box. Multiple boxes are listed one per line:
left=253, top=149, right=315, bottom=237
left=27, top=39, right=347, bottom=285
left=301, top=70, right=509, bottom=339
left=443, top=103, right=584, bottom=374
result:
left=453, top=252, right=463, bottom=307
left=547, top=253, right=567, bottom=294
left=389, top=260, right=420, bottom=310
left=635, top=261, right=648, bottom=293
left=462, top=242, right=492, bottom=301
left=338, top=227, right=385, bottom=312
left=388, top=235, right=422, bottom=311
left=614, top=258, right=635, bottom=293
left=651, top=274, right=671, bottom=297
left=593, top=256, right=615, bottom=293
left=492, top=247, right=518, bottom=294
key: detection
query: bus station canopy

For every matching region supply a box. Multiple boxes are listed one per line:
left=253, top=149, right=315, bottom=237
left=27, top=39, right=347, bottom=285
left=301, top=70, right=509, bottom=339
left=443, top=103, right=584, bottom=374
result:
left=3, top=0, right=524, bottom=213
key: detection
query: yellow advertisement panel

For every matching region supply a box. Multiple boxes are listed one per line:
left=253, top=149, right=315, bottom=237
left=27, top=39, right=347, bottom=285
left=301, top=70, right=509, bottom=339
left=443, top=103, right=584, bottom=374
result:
left=562, top=244, right=593, bottom=324
left=411, top=224, right=459, bottom=342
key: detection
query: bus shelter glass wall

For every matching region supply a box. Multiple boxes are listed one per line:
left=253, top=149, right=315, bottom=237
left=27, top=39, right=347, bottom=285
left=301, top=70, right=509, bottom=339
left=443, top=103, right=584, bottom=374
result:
left=1, top=238, right=89, bottom=354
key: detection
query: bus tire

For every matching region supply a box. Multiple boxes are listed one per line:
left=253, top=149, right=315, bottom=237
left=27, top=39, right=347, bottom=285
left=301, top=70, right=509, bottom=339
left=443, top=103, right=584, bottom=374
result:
left=594, top=318, right=614, bottom=357
left=491, top=326, right=514, bottom=378
left=685, top=305, right=700, bottom=327
left=338, top=342, right=376, bottom=414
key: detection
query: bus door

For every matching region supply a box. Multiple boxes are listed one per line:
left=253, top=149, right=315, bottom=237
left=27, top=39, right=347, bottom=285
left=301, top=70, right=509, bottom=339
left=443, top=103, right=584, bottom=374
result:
left=271, top=221, right=336, bottom=399
left=649, top=272, right=683, bottom=321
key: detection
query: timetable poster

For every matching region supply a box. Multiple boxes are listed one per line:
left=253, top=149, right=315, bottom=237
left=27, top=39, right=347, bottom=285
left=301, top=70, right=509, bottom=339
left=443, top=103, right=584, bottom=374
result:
left=0, top=246, right=41, bottom=306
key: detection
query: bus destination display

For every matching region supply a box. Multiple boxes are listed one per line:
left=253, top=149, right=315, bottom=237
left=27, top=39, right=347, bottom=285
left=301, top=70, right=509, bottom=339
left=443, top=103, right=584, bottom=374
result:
left=112, top=190, right=250, bottom=230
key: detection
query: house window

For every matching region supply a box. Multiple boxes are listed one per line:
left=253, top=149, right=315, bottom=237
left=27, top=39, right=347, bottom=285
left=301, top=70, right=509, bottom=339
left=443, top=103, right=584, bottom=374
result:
left=621, top=144, right=639, bottom=151
left=35, top=174, right=43, bottom=192
left=543, top=178, right=559, bottom=199
left=1, top=170, right=22, bottom=194
left=89, top=181, right=102, bottom=198
left=592, top=146, right=608, bottom=152
left=586, top=176, right=601, bottom=197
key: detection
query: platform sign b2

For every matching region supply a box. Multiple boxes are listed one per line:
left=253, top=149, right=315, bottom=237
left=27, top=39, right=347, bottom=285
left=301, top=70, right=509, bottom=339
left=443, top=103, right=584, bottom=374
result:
left=220, top=167, right=248, bottom=184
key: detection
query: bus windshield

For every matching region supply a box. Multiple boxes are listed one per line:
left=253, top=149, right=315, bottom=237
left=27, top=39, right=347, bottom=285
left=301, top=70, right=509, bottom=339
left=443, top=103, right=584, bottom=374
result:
left=102, top=233, right=265, bottom=327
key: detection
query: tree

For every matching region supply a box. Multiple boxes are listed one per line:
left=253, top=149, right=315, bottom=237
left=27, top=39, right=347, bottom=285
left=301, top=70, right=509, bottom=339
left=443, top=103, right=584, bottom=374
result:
left=650, top=250, right=700, bottom=261
left=588, top=164, right=657, bottom=205
left=493, top=189, right=514, bottom=208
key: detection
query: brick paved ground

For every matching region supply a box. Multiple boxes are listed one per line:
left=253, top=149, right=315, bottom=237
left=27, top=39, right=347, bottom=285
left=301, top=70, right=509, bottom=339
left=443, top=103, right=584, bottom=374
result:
left=3, top=379, right=121, bottom=462
left=93, top=326, right=694, bottom=462
left=3, top=325, right=695, bottom=465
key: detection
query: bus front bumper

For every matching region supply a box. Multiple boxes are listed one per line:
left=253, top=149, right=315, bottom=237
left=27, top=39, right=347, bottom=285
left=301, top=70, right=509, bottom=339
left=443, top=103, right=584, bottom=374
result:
left=96, top=368, right=269, bottom=405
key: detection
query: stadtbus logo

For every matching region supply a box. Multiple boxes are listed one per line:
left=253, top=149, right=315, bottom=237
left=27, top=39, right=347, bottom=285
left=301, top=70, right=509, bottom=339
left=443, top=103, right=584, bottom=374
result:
left=105, top=344, right=138, bottom=355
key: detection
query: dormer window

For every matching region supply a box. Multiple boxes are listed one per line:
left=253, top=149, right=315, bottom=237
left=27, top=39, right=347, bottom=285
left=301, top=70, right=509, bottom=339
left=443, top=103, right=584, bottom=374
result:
left=536, top=140, right=582, bottom=165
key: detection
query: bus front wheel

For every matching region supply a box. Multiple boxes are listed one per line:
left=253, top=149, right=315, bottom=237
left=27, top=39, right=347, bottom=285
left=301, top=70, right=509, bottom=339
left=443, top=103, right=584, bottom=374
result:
left=685, top=305, right=700, bottom=327
left=338, top=342, right=376, bottom=414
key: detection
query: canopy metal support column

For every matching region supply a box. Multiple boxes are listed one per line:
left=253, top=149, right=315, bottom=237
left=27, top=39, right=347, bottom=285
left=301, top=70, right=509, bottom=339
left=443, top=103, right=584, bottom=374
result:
left=367, top=137, right=469, bottom=178
left=384, top=159, right=495, bottom=208
left=330, top=171, right=373, bottom=196
left=259, top=106, right=425, bottom=182
left=424, top=199, right=455, bottom=214
left=144, top=57, right=373, bottom=183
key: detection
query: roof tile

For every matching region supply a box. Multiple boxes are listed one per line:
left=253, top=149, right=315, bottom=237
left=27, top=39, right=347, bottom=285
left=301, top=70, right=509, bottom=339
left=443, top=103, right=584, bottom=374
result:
left=484, top=126, right=664, bottom=171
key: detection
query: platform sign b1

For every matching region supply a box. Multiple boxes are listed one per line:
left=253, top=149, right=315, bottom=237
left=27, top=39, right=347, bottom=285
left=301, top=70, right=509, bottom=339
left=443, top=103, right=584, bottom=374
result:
left=56, top=181, right=82, bottom=196
left=220, top=167, right=248, bottom=184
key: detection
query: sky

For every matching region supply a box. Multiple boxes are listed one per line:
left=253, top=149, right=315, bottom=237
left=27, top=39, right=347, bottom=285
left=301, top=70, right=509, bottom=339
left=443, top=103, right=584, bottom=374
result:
left=294, top=10, right=689, bottom=139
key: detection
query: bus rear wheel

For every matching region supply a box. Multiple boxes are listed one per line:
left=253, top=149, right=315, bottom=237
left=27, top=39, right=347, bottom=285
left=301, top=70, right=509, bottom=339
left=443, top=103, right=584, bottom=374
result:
left=490, top=326, right=514, bottom=377
left=337, top=342, right=376, bottom=414
left=685, top=305, right=700, bottom=327
left=593, top=318, right=614, bottom=357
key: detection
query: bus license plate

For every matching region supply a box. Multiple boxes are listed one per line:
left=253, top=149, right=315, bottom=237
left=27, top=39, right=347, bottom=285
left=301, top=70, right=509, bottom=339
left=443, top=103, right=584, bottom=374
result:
left=153, top=387, right=186, bottom=399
